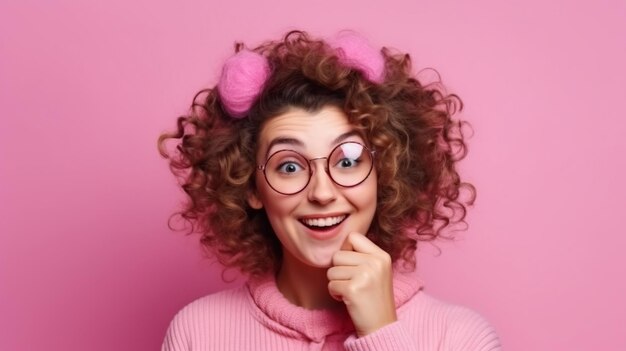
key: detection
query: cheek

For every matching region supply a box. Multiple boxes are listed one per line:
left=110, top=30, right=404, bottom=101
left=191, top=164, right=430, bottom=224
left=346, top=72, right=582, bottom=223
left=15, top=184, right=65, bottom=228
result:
left=258, top=188, right=300, bottom=223
left=361, top=175, right=379, bottom=223
left=346, top=175, right=378, bottom=213
left=256, top=173, right=279, bottom=205
left=362, top=170, right=378, bottom=204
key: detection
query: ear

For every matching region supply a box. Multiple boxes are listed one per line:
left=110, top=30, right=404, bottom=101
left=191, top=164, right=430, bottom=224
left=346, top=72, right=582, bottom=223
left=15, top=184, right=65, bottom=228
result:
left=247, top=189, right=264, bottom=209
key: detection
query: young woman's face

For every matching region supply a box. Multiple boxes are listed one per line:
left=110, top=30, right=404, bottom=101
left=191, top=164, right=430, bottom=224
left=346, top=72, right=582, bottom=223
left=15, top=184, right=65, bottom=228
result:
left=248, top=105, right=378, bottom=268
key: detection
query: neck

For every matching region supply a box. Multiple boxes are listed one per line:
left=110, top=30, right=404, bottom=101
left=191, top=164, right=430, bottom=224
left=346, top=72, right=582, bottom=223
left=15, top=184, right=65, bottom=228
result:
left=276, top=252, right=343, bottom=310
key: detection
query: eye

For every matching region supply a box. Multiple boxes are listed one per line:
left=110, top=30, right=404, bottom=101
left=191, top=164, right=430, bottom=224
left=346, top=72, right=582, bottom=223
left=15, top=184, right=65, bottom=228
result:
left=277, top=161, right=305, bottom=174
left=335, top=157, right=360, bottom=168
left=331, top=142, right=366, bottom=170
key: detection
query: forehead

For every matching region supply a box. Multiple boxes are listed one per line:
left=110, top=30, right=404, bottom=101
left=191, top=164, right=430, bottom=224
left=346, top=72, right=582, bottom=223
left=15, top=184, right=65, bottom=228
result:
left=257, top=105, right=362, bottom=155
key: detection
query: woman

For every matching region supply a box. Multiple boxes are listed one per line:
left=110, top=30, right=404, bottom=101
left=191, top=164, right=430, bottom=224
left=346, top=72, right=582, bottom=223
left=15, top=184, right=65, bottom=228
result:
left=159, top=30, right=501, bottom=350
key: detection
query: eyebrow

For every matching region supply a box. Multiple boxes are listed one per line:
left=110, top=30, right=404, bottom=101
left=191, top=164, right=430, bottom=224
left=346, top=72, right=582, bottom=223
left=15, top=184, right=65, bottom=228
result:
left=265, top=130, right=362, bottom=159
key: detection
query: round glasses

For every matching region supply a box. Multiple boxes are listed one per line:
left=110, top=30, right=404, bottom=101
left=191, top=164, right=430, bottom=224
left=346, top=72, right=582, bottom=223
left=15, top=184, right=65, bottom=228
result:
left=257, top=141, right=375, bottom=195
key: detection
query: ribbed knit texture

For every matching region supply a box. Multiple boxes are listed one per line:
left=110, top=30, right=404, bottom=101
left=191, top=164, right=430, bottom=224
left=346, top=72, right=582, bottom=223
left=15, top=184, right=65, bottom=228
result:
left=162, top=270, right=501, bottom=351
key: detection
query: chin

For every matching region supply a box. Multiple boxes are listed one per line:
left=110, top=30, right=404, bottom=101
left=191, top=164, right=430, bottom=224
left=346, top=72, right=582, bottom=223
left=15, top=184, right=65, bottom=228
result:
left=301, top=250, right=337, bottom=269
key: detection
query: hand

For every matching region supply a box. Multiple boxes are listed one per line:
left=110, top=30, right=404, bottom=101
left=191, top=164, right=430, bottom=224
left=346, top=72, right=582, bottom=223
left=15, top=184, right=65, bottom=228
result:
left=327, top=232, right=397, bottom=337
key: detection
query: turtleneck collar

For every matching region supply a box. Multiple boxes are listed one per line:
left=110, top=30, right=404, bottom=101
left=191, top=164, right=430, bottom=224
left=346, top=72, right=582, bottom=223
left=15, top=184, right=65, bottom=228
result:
left=245, top=267, right=422, bottom=342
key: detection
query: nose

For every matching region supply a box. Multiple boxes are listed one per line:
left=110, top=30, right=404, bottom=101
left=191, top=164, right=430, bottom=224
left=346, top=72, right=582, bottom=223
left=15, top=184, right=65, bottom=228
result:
left=306, top=159, right=337, bottom=205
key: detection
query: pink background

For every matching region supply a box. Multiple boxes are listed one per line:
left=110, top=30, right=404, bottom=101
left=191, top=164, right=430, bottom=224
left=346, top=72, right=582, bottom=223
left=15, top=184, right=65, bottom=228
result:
left=1, top=0, right=625, bottom=350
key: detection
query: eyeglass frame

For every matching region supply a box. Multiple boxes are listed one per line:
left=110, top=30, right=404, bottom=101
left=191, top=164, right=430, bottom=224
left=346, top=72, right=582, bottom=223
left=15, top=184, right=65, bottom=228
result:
left=256, top=141, right=376, bottom=196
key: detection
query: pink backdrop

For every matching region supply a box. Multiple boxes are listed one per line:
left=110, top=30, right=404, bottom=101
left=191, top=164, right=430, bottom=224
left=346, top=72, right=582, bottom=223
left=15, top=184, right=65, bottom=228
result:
left=1, top=0, right=625, bottom=350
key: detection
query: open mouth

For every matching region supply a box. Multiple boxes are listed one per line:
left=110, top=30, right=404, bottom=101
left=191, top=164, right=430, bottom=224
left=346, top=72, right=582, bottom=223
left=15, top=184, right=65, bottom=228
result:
left=299, top=215, right=347, bottom=231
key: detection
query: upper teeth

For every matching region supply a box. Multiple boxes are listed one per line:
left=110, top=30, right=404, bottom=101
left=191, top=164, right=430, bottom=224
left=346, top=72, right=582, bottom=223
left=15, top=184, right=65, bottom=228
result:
left=302, top=215, right=346, bottom=227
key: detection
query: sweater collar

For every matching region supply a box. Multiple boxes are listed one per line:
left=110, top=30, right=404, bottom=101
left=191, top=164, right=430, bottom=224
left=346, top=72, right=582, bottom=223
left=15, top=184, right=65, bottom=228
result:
left=245, top=267, right=422, bottom=342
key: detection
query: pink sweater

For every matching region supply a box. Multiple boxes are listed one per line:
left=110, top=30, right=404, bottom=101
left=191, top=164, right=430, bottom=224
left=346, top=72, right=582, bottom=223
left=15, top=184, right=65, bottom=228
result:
left=162, top=270, right=501, bottom=350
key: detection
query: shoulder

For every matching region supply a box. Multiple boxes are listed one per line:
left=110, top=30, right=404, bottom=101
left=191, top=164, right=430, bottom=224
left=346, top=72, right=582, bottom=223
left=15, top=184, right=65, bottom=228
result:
left=161, top=285, right=250, bottom=351
left=402, top=291, right=502, bottom=350
left=174, top=285, right=249, bottom=318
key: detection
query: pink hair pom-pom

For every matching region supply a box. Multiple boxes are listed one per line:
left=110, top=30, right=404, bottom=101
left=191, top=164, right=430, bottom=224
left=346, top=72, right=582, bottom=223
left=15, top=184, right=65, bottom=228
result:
left=329, top=32, right=385, bottom=84
left=217, top=50, right=271, bottom=118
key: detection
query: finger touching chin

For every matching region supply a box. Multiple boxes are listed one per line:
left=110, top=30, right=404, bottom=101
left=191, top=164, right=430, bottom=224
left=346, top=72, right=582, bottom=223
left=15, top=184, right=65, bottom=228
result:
left=340, top=232, right=361, bottom=251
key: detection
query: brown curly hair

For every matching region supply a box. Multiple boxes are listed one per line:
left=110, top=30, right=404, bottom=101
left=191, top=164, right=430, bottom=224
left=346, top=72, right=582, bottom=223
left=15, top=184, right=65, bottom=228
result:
left=158, top=30, right=475, bottom=277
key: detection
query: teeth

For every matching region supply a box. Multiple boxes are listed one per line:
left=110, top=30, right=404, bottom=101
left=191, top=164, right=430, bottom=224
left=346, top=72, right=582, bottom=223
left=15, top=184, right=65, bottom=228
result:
left=302, top=215, right=346, bottom=227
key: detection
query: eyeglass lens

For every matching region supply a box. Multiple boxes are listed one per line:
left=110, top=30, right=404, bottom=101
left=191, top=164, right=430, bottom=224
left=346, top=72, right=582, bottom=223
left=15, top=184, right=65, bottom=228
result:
left=263, top=142, right=373, bottom=195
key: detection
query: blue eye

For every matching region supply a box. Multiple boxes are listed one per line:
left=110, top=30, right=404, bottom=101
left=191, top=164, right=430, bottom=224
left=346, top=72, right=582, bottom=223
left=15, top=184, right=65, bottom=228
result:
left=277, top=161, right=304, bottom=174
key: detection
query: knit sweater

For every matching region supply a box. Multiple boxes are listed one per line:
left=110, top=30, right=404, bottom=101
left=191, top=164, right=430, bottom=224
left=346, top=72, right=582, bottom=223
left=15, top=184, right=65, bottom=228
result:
left=162, top=270, right=501, bottom=351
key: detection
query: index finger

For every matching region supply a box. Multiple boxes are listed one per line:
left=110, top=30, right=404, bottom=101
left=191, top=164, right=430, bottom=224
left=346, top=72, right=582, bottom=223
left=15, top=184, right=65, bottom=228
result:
left=345, top=232, right=386, bottom=256
left=340, top=233, right=355, bottom=251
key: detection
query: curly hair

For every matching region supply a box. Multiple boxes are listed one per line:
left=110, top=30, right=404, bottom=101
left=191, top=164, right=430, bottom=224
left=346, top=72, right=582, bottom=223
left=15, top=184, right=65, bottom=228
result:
left=158, top=31, right=475, bottom=277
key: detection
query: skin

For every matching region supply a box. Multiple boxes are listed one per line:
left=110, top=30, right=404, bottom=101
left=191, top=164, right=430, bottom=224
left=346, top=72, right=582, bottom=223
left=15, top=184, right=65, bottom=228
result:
left=247, top=105, right=398, bottom=337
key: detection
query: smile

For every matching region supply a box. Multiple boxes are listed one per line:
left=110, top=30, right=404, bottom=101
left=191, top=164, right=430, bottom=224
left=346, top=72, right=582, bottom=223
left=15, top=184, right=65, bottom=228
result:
left=299, top=215, right=347, bottom=228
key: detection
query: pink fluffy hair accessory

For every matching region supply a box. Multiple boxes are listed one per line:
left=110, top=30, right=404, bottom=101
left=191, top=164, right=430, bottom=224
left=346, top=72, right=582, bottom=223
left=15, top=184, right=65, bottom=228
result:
left=328, top=31, right=385, bottom=84
left=217, top=49, right=271, bottom=118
